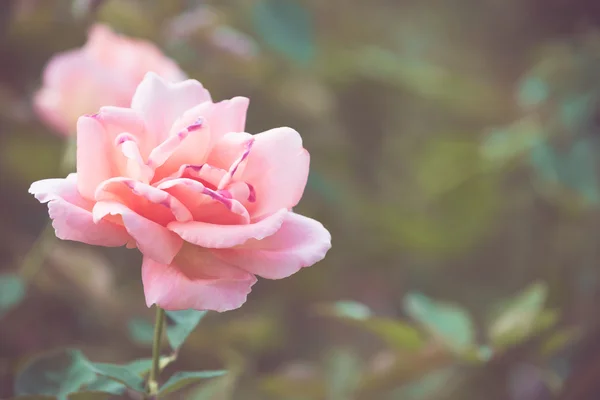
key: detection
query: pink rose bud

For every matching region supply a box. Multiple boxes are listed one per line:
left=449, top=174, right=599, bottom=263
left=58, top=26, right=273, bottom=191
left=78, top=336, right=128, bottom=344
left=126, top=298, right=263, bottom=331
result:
left=30, top=73, right=331, bottom=312
left=34, top=24, right=186, bottom=136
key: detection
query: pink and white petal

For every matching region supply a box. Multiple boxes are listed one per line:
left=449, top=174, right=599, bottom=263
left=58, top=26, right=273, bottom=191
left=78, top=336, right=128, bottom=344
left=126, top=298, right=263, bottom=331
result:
left=168, top=208, right=287, bottom=248
left=115, top=133, right=154, bottom=183
left=93, top=201, right=183, bottom=264
left=170, top=96, right=249, bottom=145
left=148, top=120, right=211, bottom=182
left=30, top=174, right=88, bottom=206
left=142, top=246, right=257, bottom=311
left=95, top=177, right=193, bottom=224
left=157, top=178, right=249, bottom=224
left=206, top=132, right=254, bottom=171
left=214, top=212, right=331, bottom=279
left=47, top=198, right=130, bottom=246
left=154, top=164, right=227, bottom=188
left=241, top=127, right=310, bottom=219
left=131, top=73, right=211, bottom=146
left=76, top=115, right=115, bottom=199
left=29, top=175, right=129, bottom=246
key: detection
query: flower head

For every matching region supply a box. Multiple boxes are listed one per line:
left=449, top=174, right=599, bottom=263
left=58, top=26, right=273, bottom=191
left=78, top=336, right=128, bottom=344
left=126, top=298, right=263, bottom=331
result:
left=34, top=24, right=185, bottom=136
left=30, top=73, right=331, bottom=311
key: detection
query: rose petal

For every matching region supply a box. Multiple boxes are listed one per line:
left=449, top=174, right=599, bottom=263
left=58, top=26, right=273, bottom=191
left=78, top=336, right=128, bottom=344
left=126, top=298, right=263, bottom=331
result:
left=142, top=245, right=257, bottom=311
left=157, top=178, right=249, bottom=224
left=95, top=177, right=193, bottom=224
left=131, top=73, right=211, bottom=146
left=240, top=127, right=310, bottom=219
left=215, top=212, right=331, bottom=279
left=93, top=201, right=183, bottom=264
left=29, top=175, right=129, bottom=246
left=168, top=208, right=287, bottom=248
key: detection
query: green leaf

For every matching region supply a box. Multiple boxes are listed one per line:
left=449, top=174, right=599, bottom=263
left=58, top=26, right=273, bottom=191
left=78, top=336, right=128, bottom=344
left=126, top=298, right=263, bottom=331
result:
left=165, top=310, right=207, bottom=349
left=127, top=317, right=155, bottom=345
left=317, top=301, right=424, bottom=351
left=67, top=392, right=114, bottom=400
left=14, top=349, right=97, bottom=400
left=481, top=117, right=544, bottom=165
left=517, top=76, right=549, bottom=108
left=83, top=358, right=153, bottom=395
left=159, top=370, right=228, bottom=396
left=319, top=300, right=373, bottom=320
left=403, top=293, right=475, bottom=353
left=0, top=273, right=26, bottom=317
left=252, top=0, right=315, bottom=64
left=488, top=283, right=548, bottom=348
left=326, top=349, right=362, bottom=400
left=86, top=363, right=145, bottom=392
left=83, top=376, right=125, bottom=395
left=368, top=318, right=425, bottom=351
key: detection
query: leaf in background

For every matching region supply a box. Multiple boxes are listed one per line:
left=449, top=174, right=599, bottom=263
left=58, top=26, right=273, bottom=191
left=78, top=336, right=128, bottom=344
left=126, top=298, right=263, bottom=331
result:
left=317, top=300, right=373, bottom=320
left=559, top=93, right=597, bottom=131
left=517, top=76, right=550, bottom=108
left=165, top=309, right=207, bottom=350
left=85, top=363, right=145, bottom=393
left=127, top=317, right=155, bottom=345
left=325, top=348, right=362, bottom=400
left=530, top=138, right=600, bottom=205
left=14, top=349, right=97, bottom=399
left=481, top=117, right=544, bottom=165
left=488, top=282, right=548, bottom=348
left=368, top=318, right=425, bottom=352
left=159, top=370, right=228, bottom=396
left=403, top=293, right=475, bottom=353
left=0, top=273, right=26, bottom=318
left=252, top=0, right=315, bottom=64
left=316, top=301, right=424, bottom=351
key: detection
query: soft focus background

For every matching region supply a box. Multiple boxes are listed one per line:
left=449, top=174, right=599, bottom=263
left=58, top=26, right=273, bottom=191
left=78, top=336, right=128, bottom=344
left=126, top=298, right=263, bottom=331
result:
left=3, top=0, right=600, bottom=399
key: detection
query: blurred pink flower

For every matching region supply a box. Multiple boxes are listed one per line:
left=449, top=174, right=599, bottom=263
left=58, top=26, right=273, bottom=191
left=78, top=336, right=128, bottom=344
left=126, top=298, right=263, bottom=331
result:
left=30, top=73, right=331, bottom=312
left=34, top=24, right=185, bottom=136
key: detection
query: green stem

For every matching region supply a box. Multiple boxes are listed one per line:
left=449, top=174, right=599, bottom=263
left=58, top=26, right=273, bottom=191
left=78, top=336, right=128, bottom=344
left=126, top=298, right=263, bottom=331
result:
left=148, top=306, right=166, bottom=397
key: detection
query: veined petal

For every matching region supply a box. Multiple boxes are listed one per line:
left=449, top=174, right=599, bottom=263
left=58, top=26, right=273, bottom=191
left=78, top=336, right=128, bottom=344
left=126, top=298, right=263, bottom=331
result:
left=157, top=178, right=249, bottom=224
left=95, top=177, right=193, bottom=224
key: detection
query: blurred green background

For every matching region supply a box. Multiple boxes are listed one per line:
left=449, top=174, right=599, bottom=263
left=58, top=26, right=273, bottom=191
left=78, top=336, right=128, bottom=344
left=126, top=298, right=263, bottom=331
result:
left=3, top=0, right=600, bottom=399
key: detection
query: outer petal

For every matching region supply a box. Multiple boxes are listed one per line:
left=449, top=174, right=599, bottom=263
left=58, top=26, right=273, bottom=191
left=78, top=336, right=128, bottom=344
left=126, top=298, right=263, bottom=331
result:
left=215, top=212, right=331, bottom=279
left=131, top=73, right=211, bottom=146
left=29, top=174, right=129, bottom=246
left=142, top=245, right=257, bottom=311
left=240, top=127, right=310, bottom=219
left=168, top=208, right=287, bottom=248
left=93, top=201, right=183, bottom=264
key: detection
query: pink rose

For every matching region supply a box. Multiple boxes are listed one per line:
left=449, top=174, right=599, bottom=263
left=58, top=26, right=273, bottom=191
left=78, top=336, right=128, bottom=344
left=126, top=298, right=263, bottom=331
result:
left=30, top=73, right=331, bottom=311
left=34, top=24, right=185, bottom=136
